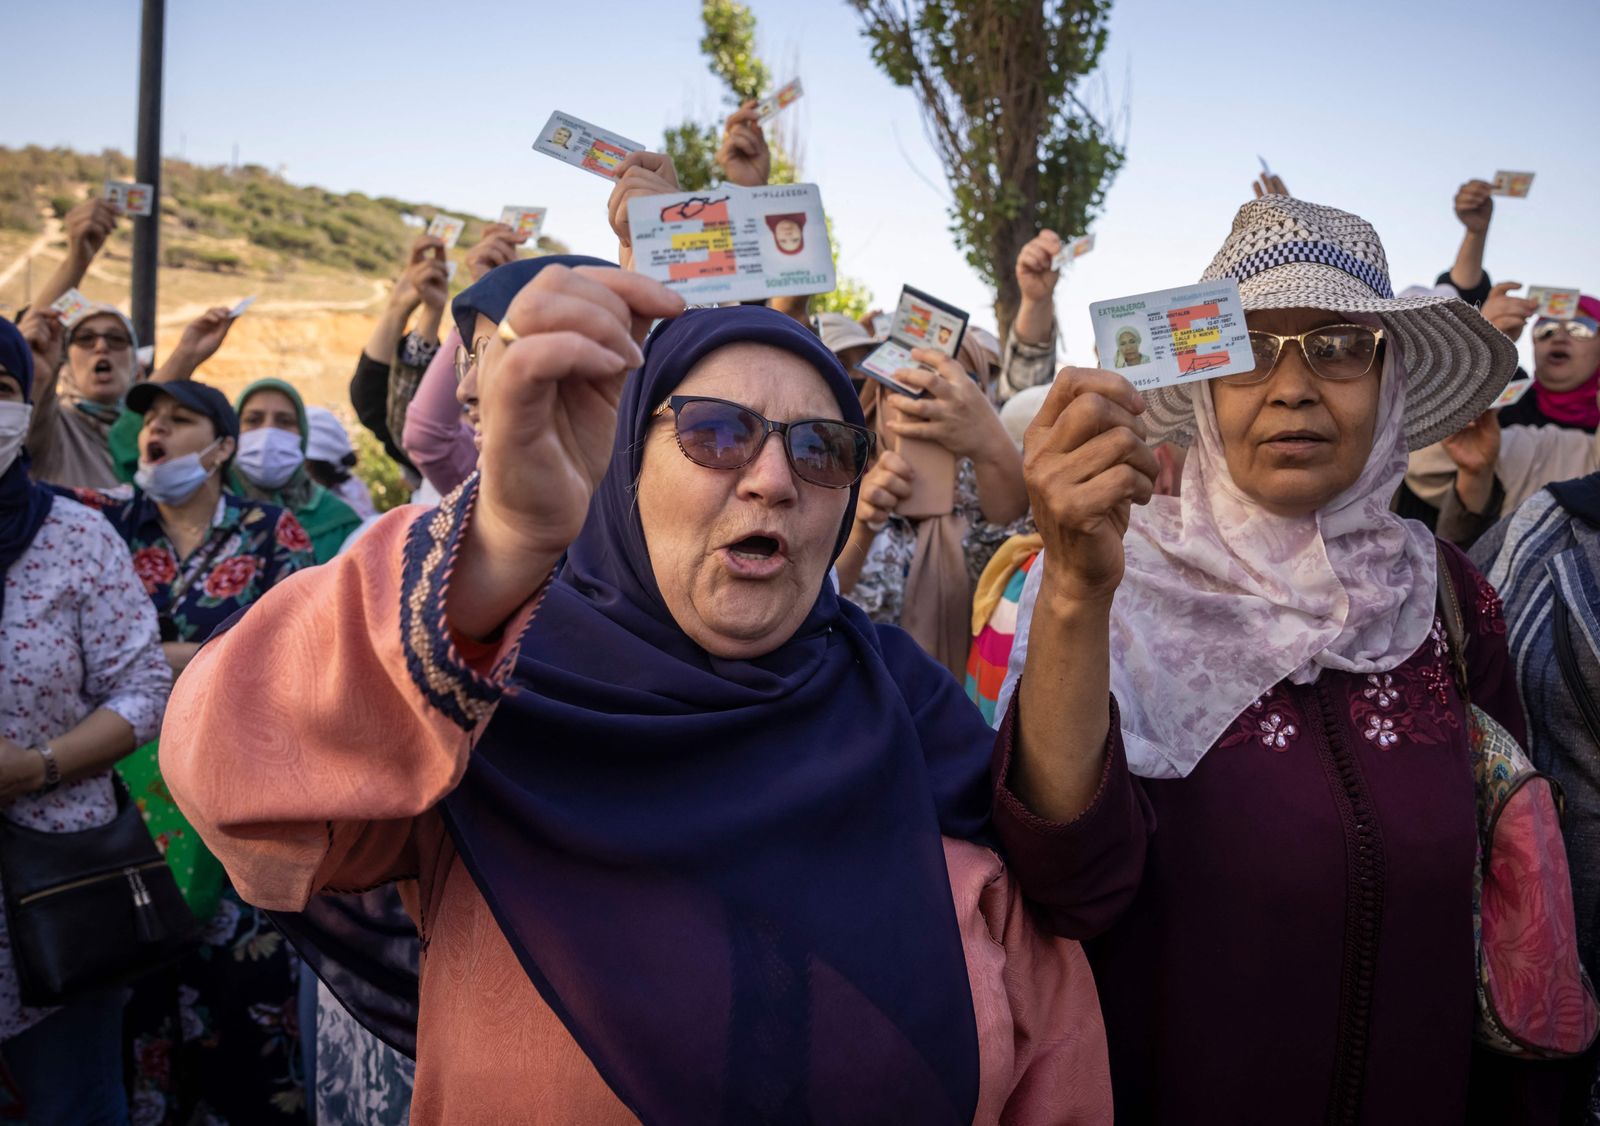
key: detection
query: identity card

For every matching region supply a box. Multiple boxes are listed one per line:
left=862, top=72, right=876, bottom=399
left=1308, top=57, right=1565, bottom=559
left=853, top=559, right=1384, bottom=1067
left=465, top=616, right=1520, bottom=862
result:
left=104, top=180, right=154, bottom=217
left=1088, top=279, right=1254, bottom=391
left=499, top=206, right=546, bottom=241
left=857, top=286, right=969, bottom=396
left=227, top=296, right=256, bottom=319
left=426, top=215, right=464, bottom=250
left=1527, top=286, right=1581, bottom=320
left=533, top=111, right=643, bottom=181
left=627, top=183, right=835, bottom=305
left=1490, top=171, right=1535, bottom=198
left=756, top=79, right=804, bottom=123
left=1491, top=378, right=1534, bottom=409
left=1050, top=233, right=1096, bottom=271
left=50, top=288, right=93, bottom=324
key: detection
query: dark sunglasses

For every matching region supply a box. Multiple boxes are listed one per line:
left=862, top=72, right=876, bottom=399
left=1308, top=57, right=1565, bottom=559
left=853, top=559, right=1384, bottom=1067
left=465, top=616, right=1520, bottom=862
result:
left=1532, top=316, right=1598, bottom=342
left=651, top=395, right=875, bottom=489
left=1218, top=324, right=1384, bottom=386
left=69, top=330, right=133, bottom=352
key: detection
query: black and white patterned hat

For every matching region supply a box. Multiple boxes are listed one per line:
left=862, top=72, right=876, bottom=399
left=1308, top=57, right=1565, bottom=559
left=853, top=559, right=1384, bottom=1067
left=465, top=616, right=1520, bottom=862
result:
left=1141, top=196, right=1519, bottom=451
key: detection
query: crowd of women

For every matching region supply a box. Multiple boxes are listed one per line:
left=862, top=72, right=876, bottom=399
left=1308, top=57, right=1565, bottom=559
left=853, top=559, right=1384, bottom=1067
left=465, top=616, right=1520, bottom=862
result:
left=0, top=100, right=1596, bottom=1126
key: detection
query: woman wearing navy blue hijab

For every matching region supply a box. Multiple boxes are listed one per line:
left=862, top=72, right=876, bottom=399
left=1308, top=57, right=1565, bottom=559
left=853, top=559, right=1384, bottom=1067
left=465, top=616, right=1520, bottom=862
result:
left=160, top=262, right=1112, bottom=1124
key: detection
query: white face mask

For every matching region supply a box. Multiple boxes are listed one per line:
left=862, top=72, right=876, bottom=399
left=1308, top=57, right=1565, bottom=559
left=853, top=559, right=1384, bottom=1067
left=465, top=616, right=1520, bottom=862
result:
left=0, top=401, right=32, bottom=477
left=135, top=440, right=219, bottom=505
left=235, top=427, right=304, bottom=490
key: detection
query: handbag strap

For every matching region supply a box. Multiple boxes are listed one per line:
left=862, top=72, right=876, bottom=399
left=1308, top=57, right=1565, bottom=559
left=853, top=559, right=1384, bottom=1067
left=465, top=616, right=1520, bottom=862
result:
left=1435, top=543, right=1472, bottom=704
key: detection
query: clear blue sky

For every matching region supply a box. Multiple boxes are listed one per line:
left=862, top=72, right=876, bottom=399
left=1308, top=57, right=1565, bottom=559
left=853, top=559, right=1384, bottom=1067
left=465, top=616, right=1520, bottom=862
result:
left=7, top=0, right=1599, bottom=369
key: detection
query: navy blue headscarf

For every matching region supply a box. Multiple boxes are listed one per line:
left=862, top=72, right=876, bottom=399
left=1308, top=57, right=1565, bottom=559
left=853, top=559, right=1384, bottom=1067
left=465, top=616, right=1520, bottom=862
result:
left=0, top=319, right=54, bottom=623
left=441, top=304, right=994, bottom=1124
left=451, top=254, right=614, bottom=343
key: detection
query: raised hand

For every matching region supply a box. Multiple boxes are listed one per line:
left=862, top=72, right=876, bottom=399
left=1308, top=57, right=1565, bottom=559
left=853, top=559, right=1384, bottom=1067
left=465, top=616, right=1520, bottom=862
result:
left=466, top=223, right=524, bottom=283
left=884, top=348, right=1012, bottom=463
left=392, top=235, right=448, bottom=315
left=716, top=102, right=772, bottom=188
left=17, top=306, right=66, bottom=380
left=607, top=152, right=682, bottom=253
left=1454, top=179, right=1494, bottom=236
left=854, top=449, right=915, bottom=531
left=448, top=266, right=684, bottom=638
left=1480, top=281, right=1538, bottom=342
left=63, top=198, right=119, bottom=267
left=1023, top=367, right=1158, bottom=606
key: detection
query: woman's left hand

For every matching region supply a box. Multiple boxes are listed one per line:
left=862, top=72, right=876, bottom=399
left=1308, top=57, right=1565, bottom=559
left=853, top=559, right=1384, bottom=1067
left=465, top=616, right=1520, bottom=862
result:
left=0, top=737, right=45, bottom=801
left=884, top=348, right=1008, bottom=462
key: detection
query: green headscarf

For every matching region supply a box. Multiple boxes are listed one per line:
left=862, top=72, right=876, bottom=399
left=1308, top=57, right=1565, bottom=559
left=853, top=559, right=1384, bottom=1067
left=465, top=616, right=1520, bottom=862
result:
left=232, top=378, right=360, bottom=564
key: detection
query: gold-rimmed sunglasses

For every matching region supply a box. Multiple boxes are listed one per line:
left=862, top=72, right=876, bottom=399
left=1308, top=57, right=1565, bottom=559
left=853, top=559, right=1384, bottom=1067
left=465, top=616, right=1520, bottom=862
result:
left=1217, top=324, right=1385, bottom=386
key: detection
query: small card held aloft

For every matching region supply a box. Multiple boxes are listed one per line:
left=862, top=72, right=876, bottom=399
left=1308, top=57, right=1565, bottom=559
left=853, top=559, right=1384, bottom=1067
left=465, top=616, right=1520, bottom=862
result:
left=104, top=180, right=154, bottom=217
left=1527, top=286, right=1580, bottom=320
left=627, top=183, right=835, bottom=305
left=1491, top=378, right=1534, bottom=409
left=1050, top=234, right=1095, bottom=271
left=1490, top=171, right=1535, bottom=198
left=756, top=79, right=804, bottom=123
left=533, top=111, right=643, bottom=181
left=1088, top=279, right=1253, bottom=391
left=50, top=288, right=93, bottom=324
left=426, top=215, right=464, bottom=250
left=499, top=206, right=546, bottom=241
left=857, top=286, right=969, bottom=396
left=227, top=296, right=256, bottom=319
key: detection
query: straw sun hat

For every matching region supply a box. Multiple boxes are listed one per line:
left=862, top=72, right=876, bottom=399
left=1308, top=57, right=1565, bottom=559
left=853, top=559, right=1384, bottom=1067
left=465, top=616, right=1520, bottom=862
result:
left=1142, top=195, right=1519, bottom=450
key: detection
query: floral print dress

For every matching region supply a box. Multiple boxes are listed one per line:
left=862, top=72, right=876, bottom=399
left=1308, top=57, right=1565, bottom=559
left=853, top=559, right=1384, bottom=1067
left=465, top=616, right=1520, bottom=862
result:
left=72, top=486, right=314, bottom=1126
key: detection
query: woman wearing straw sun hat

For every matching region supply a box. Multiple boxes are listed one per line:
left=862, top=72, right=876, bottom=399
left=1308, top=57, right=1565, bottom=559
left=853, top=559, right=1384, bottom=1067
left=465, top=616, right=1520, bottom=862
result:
left=984, top=196, right=1580, bottom=1121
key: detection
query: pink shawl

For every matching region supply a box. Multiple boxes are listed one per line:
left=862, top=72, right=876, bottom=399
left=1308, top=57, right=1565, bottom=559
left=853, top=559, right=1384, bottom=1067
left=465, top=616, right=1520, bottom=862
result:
left=1108, top=348, right=1438, bottom=778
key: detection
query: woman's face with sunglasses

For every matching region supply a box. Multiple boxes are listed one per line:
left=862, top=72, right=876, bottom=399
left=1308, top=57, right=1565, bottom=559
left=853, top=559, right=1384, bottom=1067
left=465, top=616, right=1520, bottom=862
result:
left=637, top=342, right=856, bottom=660
left=1532, top=314, right=1600, bottom=393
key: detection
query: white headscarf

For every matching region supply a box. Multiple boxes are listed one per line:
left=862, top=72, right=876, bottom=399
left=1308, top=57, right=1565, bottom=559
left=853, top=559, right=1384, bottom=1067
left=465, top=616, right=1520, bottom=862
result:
left=997, top=344, right=1439, bottom=779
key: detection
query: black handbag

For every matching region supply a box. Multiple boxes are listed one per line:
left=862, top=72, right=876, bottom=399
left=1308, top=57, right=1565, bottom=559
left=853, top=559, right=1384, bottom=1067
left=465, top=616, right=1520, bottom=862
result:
left=0, top=772, right=199, bottom=1007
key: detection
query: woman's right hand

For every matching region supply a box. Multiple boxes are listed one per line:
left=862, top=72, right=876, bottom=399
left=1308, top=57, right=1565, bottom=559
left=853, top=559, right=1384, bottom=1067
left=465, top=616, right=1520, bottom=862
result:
left=854, top=449, right=915, bottom=530
left=448, top=265, right=684, bottom=640
left=1023, top=367, right=1158, bottom=606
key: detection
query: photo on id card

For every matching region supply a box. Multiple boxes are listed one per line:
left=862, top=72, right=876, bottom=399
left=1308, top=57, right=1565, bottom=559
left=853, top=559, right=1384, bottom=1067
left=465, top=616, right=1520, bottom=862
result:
left=856, top=286, right=969, bottom=396
left=1088, top=279, right=1253, bottom=392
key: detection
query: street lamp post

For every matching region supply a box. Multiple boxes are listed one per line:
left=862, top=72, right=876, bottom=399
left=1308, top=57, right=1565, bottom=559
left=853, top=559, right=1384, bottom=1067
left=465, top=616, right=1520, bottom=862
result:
left=131, top=0, right=165, bottom=352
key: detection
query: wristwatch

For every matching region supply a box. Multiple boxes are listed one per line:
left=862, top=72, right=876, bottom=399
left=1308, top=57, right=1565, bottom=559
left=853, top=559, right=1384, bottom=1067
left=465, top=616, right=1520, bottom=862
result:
left=32, top=744, right=60, bottom=794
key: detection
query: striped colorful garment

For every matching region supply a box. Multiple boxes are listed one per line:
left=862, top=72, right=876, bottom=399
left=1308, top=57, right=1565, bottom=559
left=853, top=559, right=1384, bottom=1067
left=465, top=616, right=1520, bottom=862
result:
left=964, top=535, right=1043, bottom=724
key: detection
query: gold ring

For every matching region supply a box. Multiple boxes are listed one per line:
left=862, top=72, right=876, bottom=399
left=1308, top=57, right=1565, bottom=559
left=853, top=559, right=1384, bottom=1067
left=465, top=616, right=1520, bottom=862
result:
left=496, top=319, right=521, bottom=345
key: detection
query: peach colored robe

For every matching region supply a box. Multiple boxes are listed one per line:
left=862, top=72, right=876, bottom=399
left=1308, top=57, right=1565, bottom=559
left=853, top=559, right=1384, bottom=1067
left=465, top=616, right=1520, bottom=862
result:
left=161, top=494, right=1112, bottom=1124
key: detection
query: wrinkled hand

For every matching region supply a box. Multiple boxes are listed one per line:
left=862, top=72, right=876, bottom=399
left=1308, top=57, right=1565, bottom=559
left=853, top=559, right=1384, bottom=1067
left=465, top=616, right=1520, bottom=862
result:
left=473, top=266, right=684, bottom=562
left=466, top=223, right=523, bottom=283
left=1016, top=230, right=1064, bottom=304
left=1481, top=281, right=1538, bottom=342
left=883, top=348, right=1009, bottom=462
left=1454, top=179, right=1494, bottom=235
left=0, top=737, right=44, bottom=801
left=607, top=152, right=681, bottom=250
left=716, top=103, right=771, bottom=188
left=18, top=306, right=66, bottom=376
left=64, top=198, right=119, bottom=265
left=1252, top=172, right=1290, bottom=198
left=1024, top=368, right=1157, bottom=605
left=1442, top=410, right=1501, bottom=476
left=855, top=449, right=914, bottom=530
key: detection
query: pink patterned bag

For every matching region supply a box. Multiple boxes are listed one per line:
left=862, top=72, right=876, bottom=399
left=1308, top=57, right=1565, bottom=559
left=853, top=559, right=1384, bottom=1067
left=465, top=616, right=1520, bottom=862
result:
left=1439, top=552, right=1600, bottom=1058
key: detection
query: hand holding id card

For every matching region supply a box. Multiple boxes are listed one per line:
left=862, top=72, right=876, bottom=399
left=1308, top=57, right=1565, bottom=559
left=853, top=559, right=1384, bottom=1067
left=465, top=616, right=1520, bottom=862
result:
left=499, top=206, right=546, bottom=241
left=1490, top=171, right=1535, bottom=198
left=627, top=183, right=834, bottom=304
left=1050, top=234, right=1095, bottom=271
left=1527, top=286, right=1580, bottom=320
left=756, top=79, right=803, bottom=122
left=50, top=288, right=93, bottom=324
left=426, top=215, right=464, bottom=250
left=1089, top=279, right=1253, bottom=391
left=857, top=286, right=969, bottom=397
left=533, top=111, right=643, bottom=181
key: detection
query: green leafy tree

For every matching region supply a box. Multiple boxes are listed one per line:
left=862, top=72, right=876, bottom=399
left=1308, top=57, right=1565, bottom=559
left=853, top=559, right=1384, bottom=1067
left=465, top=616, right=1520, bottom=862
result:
left=851, top=0, right=1123, bottom=338
left=665, top=0, right=870, bottom=315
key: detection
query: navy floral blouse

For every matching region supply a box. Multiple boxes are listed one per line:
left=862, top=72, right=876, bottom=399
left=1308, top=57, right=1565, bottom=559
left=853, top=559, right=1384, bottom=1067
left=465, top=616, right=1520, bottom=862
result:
left=70, top=487, right=315, bottom=641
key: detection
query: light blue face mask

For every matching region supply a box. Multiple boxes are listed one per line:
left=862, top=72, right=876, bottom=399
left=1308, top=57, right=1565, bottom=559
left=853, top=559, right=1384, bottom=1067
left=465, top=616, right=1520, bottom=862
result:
left=135, top=441, right=220, bottom=505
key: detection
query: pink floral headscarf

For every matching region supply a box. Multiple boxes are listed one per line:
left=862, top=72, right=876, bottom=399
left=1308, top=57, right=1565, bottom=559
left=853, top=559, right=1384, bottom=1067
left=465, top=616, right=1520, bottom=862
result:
left=1107, top=344, right=1438, bottom=778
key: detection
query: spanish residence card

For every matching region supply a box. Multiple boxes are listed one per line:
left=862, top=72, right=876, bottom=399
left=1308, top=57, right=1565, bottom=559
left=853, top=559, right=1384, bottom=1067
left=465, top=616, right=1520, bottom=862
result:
left=104, top=180, right=154, bottom=216
left=756, top=79, right=804, bottom=123
left=1491, top=378, right=1534, bottom=409
left=857, top=285, right=969, bottom=395
left=627, top=183, right=834, bottom=304
left=499, top=206, right=546, bottom=241
left=1527, top=286, right=1581, bottom=320
left=50, top=288, right=93, bottom=324
left=1050, top=233, right=1096, bottom=271
left=1490, top=171, right=1535, bottom=198
left=533, top=111, right=643, bottom=181
left=1089, top=279, right=1253, bottom=391
left=426, top=215, right=464, bottom=250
